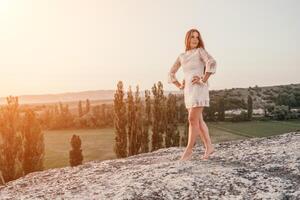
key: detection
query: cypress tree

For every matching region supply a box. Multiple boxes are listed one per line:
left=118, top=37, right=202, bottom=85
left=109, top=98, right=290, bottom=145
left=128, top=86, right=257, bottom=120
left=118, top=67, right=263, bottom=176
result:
left=101, top=104, right=107, bottom=126
left=247, top=95, right=253, bottom=120
left=127, top=86, right=136, bottom=156
left=59, top=102, right=74, bottom=128
left=180, top=121, right=189, bottom=147
left=113, top=81, right=127, bottom=158
left=171, top=95, right=180, bottom=147
left=140, top=90, right=151, bottom=153
left=173, top=129, right=180, bottom=147
left=86, top=99, right=90, bottom=114
left=69, top=134, right=83, bottom=166
left=218, top=97, right=225, bottom=121
left=133, top=85, right=143, bottom=154
left=151, top=81, right=164, bottom=151
left=178, top=103, right=186, bottom=124
left=78, top=100, right=83, bottom=117
left=22, top=109, right=45, bottom=174
left=158, top=82, right=166, bottom=148
left=165, top=94, right=179, bottom=147
left=0, top=96, right=23, bottom=182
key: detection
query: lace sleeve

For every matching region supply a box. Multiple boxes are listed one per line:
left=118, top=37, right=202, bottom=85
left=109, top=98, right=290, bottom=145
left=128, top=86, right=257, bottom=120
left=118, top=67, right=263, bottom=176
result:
left=199, top=47, right=217, bottom=74
left=168, top=55, right=181, bottom=84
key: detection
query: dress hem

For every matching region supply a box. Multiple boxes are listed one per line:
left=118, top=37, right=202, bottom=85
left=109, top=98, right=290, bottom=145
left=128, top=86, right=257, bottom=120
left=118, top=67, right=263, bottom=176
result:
left=185, top=99, right=210, bottom=109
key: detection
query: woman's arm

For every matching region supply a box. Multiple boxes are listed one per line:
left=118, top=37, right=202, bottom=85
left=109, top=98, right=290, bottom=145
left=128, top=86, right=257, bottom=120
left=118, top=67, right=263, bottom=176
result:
left=199, top=47, right=217, bottom=83
left=202, top=72, right=212, bottom=83
left=168, top=56, right=183, bottom=89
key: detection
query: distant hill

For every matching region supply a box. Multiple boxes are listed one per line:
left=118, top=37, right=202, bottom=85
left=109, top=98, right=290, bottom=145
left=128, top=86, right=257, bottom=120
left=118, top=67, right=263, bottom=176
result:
left=1, top=83, right=299, bottom=109
left=210, top=83, right=300, bottom=109
left=0, top=89, right=183, bottom=105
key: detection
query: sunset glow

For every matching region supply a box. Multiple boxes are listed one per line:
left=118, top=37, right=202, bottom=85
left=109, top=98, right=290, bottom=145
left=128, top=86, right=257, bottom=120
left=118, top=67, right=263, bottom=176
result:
left=0, top=0, right=299, bottom=97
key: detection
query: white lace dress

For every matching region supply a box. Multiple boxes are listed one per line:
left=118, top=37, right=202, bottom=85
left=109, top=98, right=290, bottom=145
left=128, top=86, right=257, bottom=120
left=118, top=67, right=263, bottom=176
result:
left=168, top=47, right=217, bottom=109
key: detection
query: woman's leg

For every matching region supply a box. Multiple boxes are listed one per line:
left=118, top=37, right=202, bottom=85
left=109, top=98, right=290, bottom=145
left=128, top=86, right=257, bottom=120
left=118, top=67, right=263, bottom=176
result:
left=198, top=112, right=215, bottom=159
left=196, top=108, right=208, bottom=153
left=180, top=107, right=202, bottom=160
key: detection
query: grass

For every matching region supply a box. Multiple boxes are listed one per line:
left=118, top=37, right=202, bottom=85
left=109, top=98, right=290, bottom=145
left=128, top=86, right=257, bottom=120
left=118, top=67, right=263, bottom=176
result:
left=209, top=119, right=300, bottom=138
left=43, top=119, right=300, bottom=169
left=44, top=128, right=115, bottom=169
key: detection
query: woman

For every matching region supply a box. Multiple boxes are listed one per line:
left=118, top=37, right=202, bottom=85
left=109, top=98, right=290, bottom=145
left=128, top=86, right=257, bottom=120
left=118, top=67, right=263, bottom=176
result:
left=168, top=28, right=217, bottom=161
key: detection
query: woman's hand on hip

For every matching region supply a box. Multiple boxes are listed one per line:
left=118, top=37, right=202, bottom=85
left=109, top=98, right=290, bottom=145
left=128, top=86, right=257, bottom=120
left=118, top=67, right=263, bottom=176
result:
left=192, top=75, right=207, bottom=85
left=178, top=79, right=185, bottom=90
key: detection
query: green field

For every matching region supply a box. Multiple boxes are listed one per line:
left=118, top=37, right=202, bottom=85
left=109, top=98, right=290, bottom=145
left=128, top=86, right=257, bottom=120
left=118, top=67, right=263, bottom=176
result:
left=44, top=128, right=116, bottom=169
left=209, top=119, right=300, bottom=138
left=44, top=119, right=300, bottom=169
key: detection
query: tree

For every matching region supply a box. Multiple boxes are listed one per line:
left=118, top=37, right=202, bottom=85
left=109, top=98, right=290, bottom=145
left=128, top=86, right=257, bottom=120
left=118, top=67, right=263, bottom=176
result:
left=272, top=105, right=289, bottom=120
left=140, top=90, right=151, bottom=153
left=92, top=105, right=101, bottom=127
left=288, top=93, right=297, bottom=109
left=276, top=93, right=289, bottom=106
left=178, top=103, right=187, bottom=123
left=85, top=99, right=90, bottom=114
left=22, top=109, right=45, bottom=174
left=58, top=102, right=74, bottom=129
left=165, top=94, right=180, bottom=147
left=127, top=85, right=143, bottom=156
left=133, top=85, right=143, bottom=154
left=217, top=97, right=225, bottom=121
left=180, top=121, right=189, bottom=147
left=127, top=86, right=135, bottom=156
left=40, top=107, right=51, bottom=129
left=247, top=95, right=253, bottom=120
left=0, top=96, right=23, bottom=182
left=51, top=104, right=60, bottom=129
left=100, top=104, right=107, bottom=126
left=173, top=130, right=180, bottom=147
left=69, top=134, right=83, bottom=166
left=151, top=81, right=165, bottom=151
left=78, top=100, right=83, bottom=117
left=113, top=81, right=127, bottom=158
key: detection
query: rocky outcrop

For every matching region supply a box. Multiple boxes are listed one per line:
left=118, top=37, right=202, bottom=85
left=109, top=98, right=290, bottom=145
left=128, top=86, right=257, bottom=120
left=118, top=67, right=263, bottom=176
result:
left=0, top=132, right=299, bottom=200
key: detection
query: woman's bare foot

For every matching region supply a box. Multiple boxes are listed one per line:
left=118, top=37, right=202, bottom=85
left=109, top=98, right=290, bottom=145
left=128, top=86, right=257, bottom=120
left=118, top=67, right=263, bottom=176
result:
left=201, top=145, right=215, bottom=160
left=200, top=146, right=207, bottom=159
left=180, top=149, right=193, bottom=161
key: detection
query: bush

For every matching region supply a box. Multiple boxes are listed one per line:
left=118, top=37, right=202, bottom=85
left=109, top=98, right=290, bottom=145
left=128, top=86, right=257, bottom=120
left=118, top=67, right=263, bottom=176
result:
left=271, top=105, right=289, bottom=120
left=288, top=112, right=299, bottom=119
left=230, top=111, right=249, bottom=122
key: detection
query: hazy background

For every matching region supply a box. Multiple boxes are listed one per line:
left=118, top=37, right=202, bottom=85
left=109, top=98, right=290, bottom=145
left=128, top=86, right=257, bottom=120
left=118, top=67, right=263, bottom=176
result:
left=0, top=0, right=299, bottom=97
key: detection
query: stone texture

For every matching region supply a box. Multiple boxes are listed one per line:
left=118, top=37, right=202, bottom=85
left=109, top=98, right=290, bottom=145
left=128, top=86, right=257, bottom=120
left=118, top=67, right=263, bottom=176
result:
left=0, top=131, right=299, bottom=200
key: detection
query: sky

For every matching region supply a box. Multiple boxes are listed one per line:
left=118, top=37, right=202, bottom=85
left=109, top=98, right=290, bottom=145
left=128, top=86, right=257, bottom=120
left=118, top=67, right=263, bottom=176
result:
left=0, top=0, right=299, bottom=97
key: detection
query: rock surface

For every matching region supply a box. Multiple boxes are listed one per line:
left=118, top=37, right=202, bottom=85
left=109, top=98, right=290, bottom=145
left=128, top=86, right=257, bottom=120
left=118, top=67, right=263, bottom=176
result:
left=0, top=132, right=299, bottom=200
